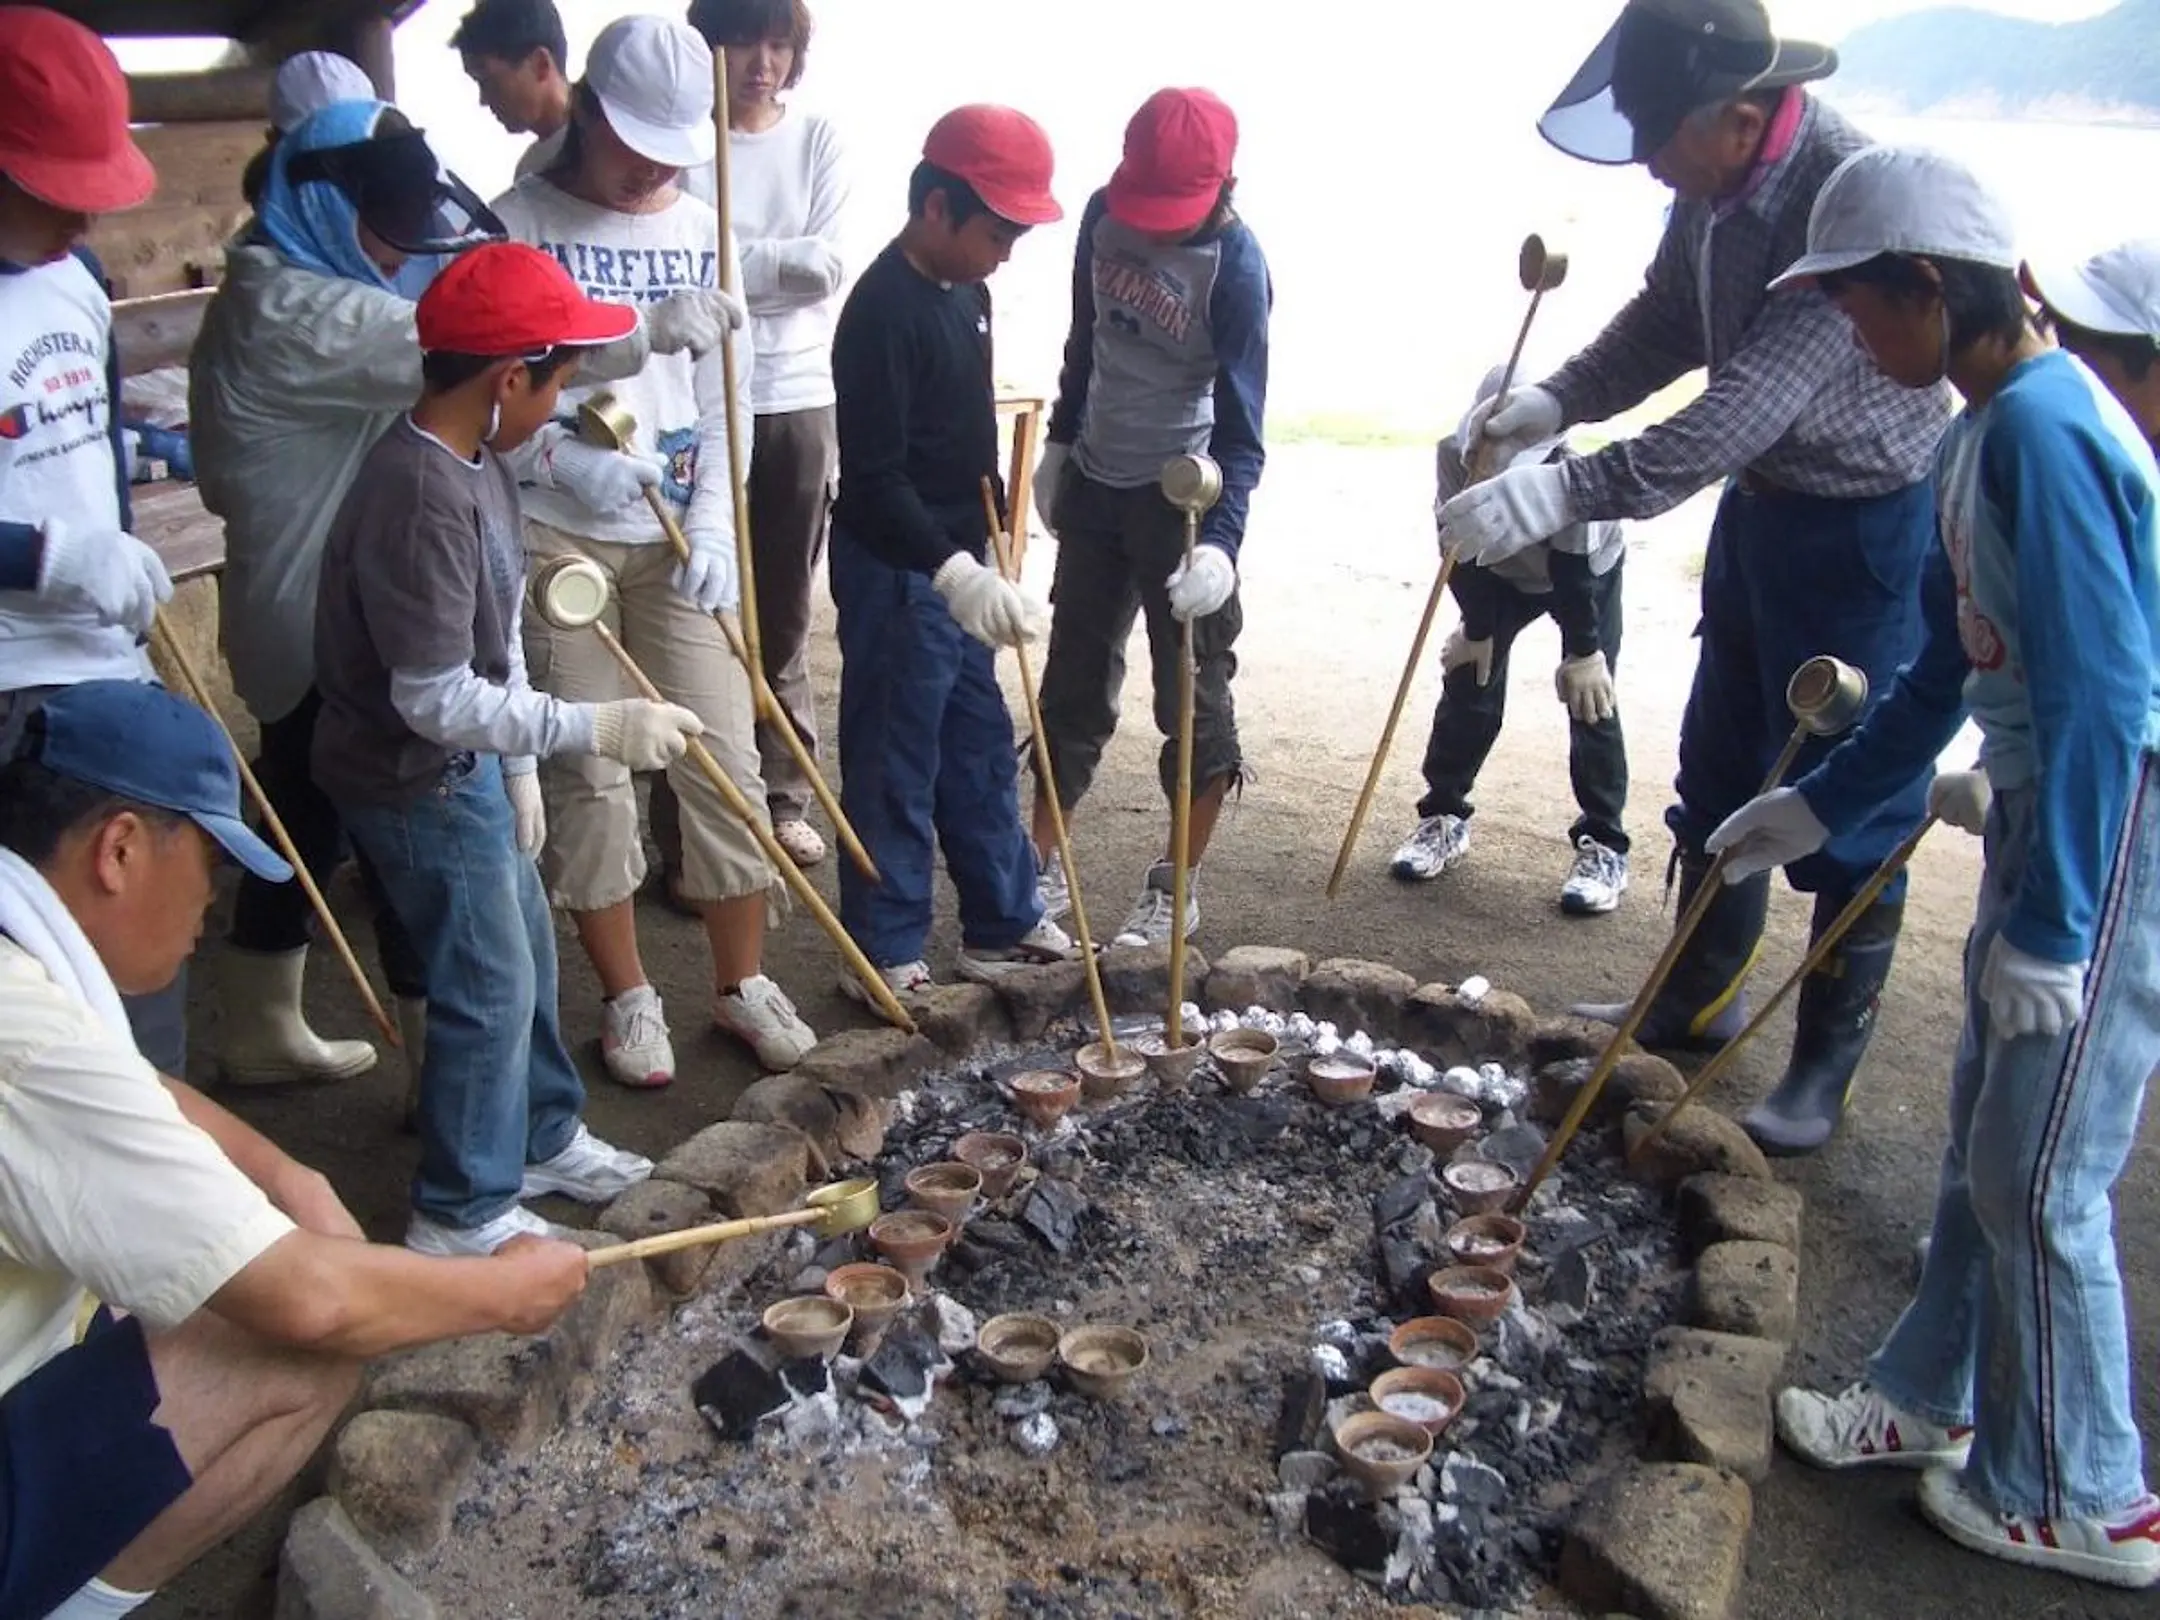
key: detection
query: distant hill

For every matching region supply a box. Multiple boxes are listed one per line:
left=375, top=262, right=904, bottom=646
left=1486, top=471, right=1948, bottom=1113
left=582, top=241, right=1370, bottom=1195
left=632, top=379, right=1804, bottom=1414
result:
left=1836, top=0, right=2160, bottom=121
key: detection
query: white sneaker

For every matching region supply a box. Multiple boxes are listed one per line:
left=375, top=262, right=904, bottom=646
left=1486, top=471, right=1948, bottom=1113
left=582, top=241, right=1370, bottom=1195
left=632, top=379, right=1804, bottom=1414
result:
left=1919, top=1466, right=2160, bottom=1590
left=1390, top=814, right=1470, bottom=882
left=1112, top=861, right=1197, bottom=948
left=774, top=818, right=826, bottom=867
left=601, top=985, right=674, bottom=1090
left=1560, top=835, right=1630, bottom=916
left=405, top=1203, right=556, bottom=1257
left=714, top=974, right=817, bottom=1070
left=839, top=958, right=935, bottom=1007
left=520, top=1122, right=655, bottom=1203
left=1036, top=849, right=1072, bottom=925
left=1776, top=1381, right=1973, bottom=1471
left=957, top=918, right=1080, bottom=982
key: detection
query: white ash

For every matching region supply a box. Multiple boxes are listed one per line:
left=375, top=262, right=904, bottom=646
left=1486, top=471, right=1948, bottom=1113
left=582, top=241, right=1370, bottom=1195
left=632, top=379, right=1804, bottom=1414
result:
left=1010, top=1412, right=1059, bottom=1457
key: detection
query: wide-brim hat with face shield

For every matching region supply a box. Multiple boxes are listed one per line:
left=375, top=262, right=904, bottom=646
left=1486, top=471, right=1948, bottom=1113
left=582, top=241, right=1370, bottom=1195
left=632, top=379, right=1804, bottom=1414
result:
left=1767, top=145, right=2018, bottom=293
left=585, top=14, right=716, bottom=170
left=1540, top=0, right=1837, bottom=166
left=2025, top=239, right=2160, bottom=345
left=282, top=104, right=505, bottom=256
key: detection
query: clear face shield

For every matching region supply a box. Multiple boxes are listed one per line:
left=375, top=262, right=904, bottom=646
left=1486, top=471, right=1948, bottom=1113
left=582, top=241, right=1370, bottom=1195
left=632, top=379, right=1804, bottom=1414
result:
left=285, top=128, right=506, bottom=255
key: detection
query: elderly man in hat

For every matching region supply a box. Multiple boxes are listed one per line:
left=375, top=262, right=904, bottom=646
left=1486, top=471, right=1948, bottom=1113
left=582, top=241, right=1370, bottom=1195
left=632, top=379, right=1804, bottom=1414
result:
left=1439, top=0, right=1954, bottom=1155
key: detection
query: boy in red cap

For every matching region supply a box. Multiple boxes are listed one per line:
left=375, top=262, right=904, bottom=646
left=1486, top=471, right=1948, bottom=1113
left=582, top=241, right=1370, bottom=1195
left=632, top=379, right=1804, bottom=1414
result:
left=1029, top=87, right=1271, bottom=949
left=311, top=242, right=705, bottom=1256
left=827, top=105, right=1079, bottom=995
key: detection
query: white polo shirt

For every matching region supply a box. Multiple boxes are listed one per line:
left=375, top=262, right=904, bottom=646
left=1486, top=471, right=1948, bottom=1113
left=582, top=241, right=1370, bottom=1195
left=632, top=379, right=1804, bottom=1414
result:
left=0, top=939, right=294, bottom=1394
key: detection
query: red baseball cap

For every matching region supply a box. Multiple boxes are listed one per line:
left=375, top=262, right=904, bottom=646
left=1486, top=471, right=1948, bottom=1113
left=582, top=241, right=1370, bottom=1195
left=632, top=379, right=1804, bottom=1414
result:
left=417, top=243, right=640, bottom=355
left=1106, top=88, right=1237, bottom=235
left=922, top=104, right=1062, bottom=227
left=0, top=7, right=156, bottom=215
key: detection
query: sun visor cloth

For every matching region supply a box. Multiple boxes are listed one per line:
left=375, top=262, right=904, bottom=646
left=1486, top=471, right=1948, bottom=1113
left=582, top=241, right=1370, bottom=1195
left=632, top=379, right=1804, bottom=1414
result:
left=1540, top=9, right=1783, bottom=165
left=285, top=130, right=505, bottom=258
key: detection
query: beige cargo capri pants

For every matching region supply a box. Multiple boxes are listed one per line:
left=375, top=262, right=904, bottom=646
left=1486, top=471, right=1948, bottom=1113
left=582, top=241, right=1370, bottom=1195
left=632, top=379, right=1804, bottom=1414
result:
left=521, top=520, right=775, bottom=910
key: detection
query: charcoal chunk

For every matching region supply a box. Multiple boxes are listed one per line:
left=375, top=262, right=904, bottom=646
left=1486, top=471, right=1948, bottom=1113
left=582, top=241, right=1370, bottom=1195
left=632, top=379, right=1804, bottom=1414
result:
left=691, top=1350, right=790, bottom=1442
left=1021, top=1178, right=1087, bottom=1253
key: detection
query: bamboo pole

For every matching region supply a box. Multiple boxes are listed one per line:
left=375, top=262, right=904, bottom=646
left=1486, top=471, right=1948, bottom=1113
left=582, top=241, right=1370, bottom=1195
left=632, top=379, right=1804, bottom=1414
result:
left=589, top=1205, right=825, bottom=1267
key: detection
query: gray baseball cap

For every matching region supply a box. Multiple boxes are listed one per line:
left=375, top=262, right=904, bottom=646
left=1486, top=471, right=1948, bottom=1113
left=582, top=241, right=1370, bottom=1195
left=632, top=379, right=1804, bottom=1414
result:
left=1769, top=145, right=2018, bottom=292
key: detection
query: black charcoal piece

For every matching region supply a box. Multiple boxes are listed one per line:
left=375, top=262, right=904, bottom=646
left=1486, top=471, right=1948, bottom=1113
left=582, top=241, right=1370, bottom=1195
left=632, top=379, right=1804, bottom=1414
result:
left=691, top=1350, right=791, bottom=1442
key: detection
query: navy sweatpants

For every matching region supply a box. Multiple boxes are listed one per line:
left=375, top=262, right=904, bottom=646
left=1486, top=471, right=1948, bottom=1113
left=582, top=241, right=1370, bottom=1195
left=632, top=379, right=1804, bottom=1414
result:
left=829, top=529, right=1042, bottom=967
left=1669, top=478, right=1936, bottom=901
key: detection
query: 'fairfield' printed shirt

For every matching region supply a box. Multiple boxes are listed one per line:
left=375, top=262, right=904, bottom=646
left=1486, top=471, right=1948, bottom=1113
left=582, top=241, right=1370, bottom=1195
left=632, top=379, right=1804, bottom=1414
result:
left=1048, top=188, right=1271, bottom=560
left=491, top=177, right=749, bottom=550
left=1806, top=351, right=2160, bottom=965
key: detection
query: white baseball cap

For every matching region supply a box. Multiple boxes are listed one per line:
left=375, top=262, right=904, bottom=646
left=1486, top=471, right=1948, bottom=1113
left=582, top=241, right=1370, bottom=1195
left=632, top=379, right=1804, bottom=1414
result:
left=2026, top=239, right=2160, bottom=342
left=586, top=15, right=715, bottom=170
left=270, top=50, right=376, bottom=133
left=1770, top=145, right=2018, bottom=293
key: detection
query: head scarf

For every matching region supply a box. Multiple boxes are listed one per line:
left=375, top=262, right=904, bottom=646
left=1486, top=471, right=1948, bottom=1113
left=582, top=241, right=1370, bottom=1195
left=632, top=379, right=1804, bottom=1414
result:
left=254, top=99, right=400, bottom=288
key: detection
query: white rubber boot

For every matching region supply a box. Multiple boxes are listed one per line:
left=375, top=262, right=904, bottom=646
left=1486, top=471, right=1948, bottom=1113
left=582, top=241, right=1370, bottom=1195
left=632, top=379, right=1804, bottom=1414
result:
left=396, top=995, right=427, bottom=1131
left=215, top=947, right=379, bottom=1085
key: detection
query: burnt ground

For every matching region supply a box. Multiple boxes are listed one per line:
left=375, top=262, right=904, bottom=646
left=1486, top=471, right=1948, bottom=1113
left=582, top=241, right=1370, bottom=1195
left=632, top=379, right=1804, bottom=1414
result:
left=148, top=444, right=2159, bottom=1619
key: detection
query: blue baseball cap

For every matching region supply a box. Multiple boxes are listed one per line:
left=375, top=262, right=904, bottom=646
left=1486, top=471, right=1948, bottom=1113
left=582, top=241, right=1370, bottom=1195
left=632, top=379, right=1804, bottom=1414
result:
left=27, top=681, right=293, bottom=882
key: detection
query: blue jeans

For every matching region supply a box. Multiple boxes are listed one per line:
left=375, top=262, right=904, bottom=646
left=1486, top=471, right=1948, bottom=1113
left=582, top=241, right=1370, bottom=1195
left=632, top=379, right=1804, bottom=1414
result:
left=829, top=529, right=1041, bottom=967
left=341, top=756, right=584, bottom=1229
left=1868, top=756, right=2159, bottom=1520
left=1670, top=479, right=1935, bottom=901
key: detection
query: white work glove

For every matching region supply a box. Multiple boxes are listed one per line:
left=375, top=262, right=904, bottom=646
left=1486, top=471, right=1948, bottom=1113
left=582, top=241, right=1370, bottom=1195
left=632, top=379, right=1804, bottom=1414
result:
left=1928, top=768, right=1992, bottom=836
left=1166, top=543, right=1237, bottom=623
left=38, top=517, right=172, bottom=636
left=645, top=286, right=749, bottom=357
left=675, top=516, right=739, bottom=615
left=1463, top=384, right=1563, bottom=469
left=589, top=699, right=704, bottom=772
left=1437, top=460, right=1574, bottom=568
left=1439, top=624, right=1494, bottom=687
left=504, top=767, right=546, bottom=856
left=1033, top=442, right=1070, bottom=536
left=1706, top=787, right=1830, bottom=881
left=932, top=551, right=1043, bottom=649
left=538, top=425, right=664, bottom=516
left=1979, top=934, right=2087, bottom=1042
left=1555, top=650, right=1617, bottom=724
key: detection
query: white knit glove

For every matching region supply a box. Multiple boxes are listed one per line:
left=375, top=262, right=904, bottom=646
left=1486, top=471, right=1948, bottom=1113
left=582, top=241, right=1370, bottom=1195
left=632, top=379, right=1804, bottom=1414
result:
left=1461, top=384, right=1562, bottom=468
left=932, top=551, right=1043, bottom=648
left=1980, top=934, right=2086, bottom=1041
left=1706, top=787, right=1830, bottom=881
left=675, top=515, right=738, bottom=614
left=538, top=425, right=663, bottom=515
left=1166, top=543, right=1237, bottom=622
left=504, top=767, right=546, bottom=856
left=1927, top=768, right=1992, bottom=836
left=1555, top=650, right=1617, bottom=724
left=589, top=699, right=704, bottom=771
left=1438, top=461, right=1574, bottom=567
left=1033, top=442, right=1070, bottom=536
left=1439, top=625, right=1494, bottom=687
left=645, top=287, right=749, bottom=357
left=38, top=518, right=172, bottom=635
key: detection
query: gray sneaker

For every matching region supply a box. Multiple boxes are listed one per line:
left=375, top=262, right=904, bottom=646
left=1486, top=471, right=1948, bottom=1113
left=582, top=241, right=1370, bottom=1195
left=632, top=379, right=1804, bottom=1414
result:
left=1113, top=861, right=1197, bottom=948
left=1560, top=836, right=1629, bottom=915
left=1390, top=814, right=1470, bottom=882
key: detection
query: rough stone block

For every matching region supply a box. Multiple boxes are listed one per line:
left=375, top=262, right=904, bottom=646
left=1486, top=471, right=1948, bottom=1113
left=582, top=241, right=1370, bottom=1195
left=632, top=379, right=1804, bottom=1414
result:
left=654, top=1121, right=810, bottom=1218
left=1097, top=941, right=1210, bottom=1017
left=275, top=1498, right=439, bottom=1620
left=1300, top=958, right=1418, bottom=1042
left=1691, top=1241, right=1800, bottom=1343
left=1642, top=1328, right=1785, bottom=1482
left=1559, top=1463, right=1752, bottom=1620
left=1623, top=1101, right=1773, bottom=1187
left=1530, top=1015, right=1636, bottom=1070
left=1529, top=1052, right=1688, bottom=1128
left=363, top=1331, right=575, bottom=1457
left=906, top=983, right=1009, bottom=1055
left=733, top=1074, right=887, bottom=1168
left=1404, top=983, right=1537, bottom=1070
left=1678, top=1174, right=1803, bottom=1258
left=599, top=1179, right=720, bottom=1297
left=986, top=957, right=1090, bottom=1040
left=327, top=1411, right=477, bottom=1560
left=551, top=1228, right=659, bottom=1368
left=790, top=1027, right=942, bottom=1101
left=1205, top=945, right=1310, bottom=1013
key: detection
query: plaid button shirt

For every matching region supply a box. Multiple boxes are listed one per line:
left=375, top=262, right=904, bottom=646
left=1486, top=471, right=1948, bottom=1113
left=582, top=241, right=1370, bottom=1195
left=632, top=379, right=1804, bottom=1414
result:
left=1548, top=97, right=1953, bottom=521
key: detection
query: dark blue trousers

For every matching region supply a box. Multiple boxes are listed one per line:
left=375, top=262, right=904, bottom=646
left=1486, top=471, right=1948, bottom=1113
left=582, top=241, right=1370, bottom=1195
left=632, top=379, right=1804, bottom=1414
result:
left=829, top=529, right=1042, bottom=967
left=1669, top=478, right=1936, bottom=902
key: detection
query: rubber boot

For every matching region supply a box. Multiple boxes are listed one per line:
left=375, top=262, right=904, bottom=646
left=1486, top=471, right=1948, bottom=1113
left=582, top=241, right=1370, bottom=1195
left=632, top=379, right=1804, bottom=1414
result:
left=214, top=946, right=379, bottom=1085
left=1570, top=848, right=1769, bottom=1051
left=395, top=995, right=428, bottom=1133
left=1743, top=895, right=1902, bottom=1156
